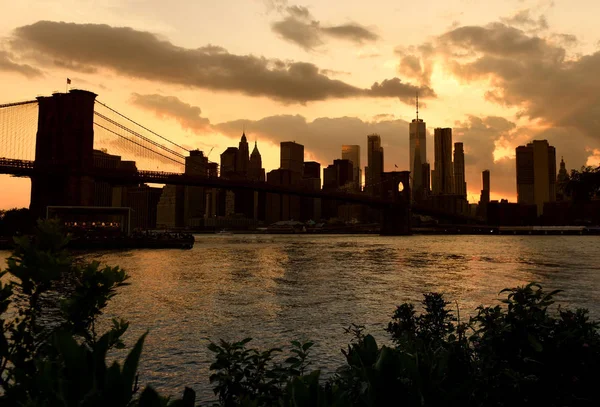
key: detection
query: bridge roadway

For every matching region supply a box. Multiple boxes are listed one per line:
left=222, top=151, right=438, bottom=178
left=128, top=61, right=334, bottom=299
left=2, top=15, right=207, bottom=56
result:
left=0, top=158, right=481, bottom=222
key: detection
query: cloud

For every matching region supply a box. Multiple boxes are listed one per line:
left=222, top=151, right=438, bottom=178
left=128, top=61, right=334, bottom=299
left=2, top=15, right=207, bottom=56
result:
left=130, top=93, right=210, bottom=132
left=271, top=5, right=378, bottom=51
left=500, top=9, right=548, bottom=31
left=0, top=50, right=43, bottom=78
left=11, top=21, right=430, bottom=105
left=436, top=22, right=600, bottom=145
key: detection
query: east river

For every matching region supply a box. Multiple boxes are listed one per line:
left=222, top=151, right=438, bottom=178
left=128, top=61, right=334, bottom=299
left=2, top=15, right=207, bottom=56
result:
left=3, top=234, right=600, bottom=402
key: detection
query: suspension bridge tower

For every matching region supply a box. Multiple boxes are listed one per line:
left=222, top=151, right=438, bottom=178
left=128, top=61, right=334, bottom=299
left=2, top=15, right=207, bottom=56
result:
left=30, top=90, right=98, bottom=217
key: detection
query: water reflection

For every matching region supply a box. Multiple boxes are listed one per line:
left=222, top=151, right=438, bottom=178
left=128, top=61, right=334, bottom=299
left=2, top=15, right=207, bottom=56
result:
left=3, top=235, right=599, bottom=402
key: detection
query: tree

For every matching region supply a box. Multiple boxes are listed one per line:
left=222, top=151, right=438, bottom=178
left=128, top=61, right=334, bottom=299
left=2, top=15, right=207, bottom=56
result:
left=565, top=166, right=600, bottom=202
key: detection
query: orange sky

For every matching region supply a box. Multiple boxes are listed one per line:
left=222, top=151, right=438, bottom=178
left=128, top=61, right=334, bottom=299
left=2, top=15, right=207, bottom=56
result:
left=2, top=0, right=600, bottom=209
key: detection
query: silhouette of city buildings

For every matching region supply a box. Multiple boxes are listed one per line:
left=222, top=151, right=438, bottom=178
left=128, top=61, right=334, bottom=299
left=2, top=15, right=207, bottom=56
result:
left=22, top=89, right=597, bottom=232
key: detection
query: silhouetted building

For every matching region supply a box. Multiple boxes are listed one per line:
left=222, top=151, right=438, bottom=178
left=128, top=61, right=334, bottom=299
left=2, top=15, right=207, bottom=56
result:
left=303, top=161, right=321, bottom=180
left=409, top=96, right=426, bottom=193
left=421, top=162, right=431, bottom=198
left=301, top=161, right=322, bottom=221
left=365, top=134, right=384, bottom=196
left=30, top=90, right=98, bottom=217
left=92, top=149, right=121, bottom=207
left=487, top=200, right=537, bottom=226
left=516, top=140, right=556, bottom=215
left=266, top=169, right=301, bottom=224
left=556, top=157, right=569, bottom=201
left=184, top=150, right=208, bottom=227
left=478, top=170, right=491, bottom=219
left=157, top=184, right=185, bottom=228
left=116, top=184, right=162, bottom=230
left=432, top=128, right=453, bottom=195
left=280, top=142, right=304, bottom=175
left=342, top=145, right=361, bottom=192
left=248, top=141, right=266, bottom=182
left=453, top=142, right=466, bottom=198
left=324, top=159, right=354, bottom=191
left=220, top=147, right=238, bottom=178
left=236, top=132, right=250, bottom=177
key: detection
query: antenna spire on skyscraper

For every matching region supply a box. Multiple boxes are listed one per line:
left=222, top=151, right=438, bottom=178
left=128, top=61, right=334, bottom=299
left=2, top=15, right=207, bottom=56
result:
left=416, top=91, right=419, bottom=121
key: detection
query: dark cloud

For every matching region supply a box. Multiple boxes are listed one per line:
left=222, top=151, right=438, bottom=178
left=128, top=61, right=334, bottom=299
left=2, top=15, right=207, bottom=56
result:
left=369, top=78, right=435, bottom=103
left=0, top=50, right=43, bottom=78
left=130, top=93, right=210, bottom=132
left=437, top=22, right=600, bottom=146
left=500, top=9, right=548, bottom=31
left=11, top=21, right=429, bottom=105
left=271, top=5, right=378, bottom=51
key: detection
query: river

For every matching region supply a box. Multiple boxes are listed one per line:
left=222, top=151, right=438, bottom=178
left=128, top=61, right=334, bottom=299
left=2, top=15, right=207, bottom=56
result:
left=3, top=234, right=600, bottom=402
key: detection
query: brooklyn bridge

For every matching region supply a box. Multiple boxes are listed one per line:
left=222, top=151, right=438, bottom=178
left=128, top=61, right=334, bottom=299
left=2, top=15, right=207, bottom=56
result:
left=0, top=90, right=479, bottom=235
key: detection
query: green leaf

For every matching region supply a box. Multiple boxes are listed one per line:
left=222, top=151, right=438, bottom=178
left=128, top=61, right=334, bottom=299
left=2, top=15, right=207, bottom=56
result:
left=138, top=386, right=163, bottom=407
left=527, top=333, right=543, bottom=352
left=123, top=331, right=148, bottom=394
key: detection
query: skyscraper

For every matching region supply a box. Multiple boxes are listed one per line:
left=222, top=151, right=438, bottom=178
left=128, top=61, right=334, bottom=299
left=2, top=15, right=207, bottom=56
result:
left=432, top=128, right=454, bottom=195
left=556, top=157, right=569, bottom=201
left=248, top=141, right=265, bottom=182
left=236, top=132, right=250, bottom=176
left=516, top=140, right=557, bottom=215
left=453, top=142, right=466, bottom=198
left=409, top=94, right=426, bottom=191
left=365, top=134, right=384, bottom=196
left=342, top=145, right=361, bottom=191
left=220, top=147, right=238, bottom=178
left=478, top=170, right=490, bottom=218
left=280, top=141, right=304, bottom=175
left=184, top=150, right=208, bottom=226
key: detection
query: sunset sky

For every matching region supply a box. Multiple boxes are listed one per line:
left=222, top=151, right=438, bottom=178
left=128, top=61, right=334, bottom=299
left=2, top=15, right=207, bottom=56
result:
left=2, top=0, right=600, bottom=209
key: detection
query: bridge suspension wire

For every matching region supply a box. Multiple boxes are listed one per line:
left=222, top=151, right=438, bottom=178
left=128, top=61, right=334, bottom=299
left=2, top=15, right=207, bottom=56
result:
left=93, top=121, right=186, bottom=168
left=93, top=101, right=219, bottom=177
left=0, top=100, right=38, bottom=161
left=96, top=100, right=191, bottom=153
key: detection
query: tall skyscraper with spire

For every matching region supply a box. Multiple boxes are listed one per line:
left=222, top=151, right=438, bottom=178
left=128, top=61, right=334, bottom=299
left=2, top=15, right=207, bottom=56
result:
left=249, top=141, right=265, bottom=182
left=556, top=157, right=569, bottom=201
left=409, top=93, right=427, bottom=194
left=237, top=132, right=249, bottom=176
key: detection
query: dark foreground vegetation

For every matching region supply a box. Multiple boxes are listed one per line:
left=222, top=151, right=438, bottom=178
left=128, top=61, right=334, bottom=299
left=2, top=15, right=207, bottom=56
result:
left=1, top=221, right=599, bottom=406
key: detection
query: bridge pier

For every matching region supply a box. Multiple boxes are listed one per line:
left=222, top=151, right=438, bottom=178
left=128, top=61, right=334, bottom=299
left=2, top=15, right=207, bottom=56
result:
left=30, top=90, right=97, bottom=218
left=379, top=171, right=412, bottom=236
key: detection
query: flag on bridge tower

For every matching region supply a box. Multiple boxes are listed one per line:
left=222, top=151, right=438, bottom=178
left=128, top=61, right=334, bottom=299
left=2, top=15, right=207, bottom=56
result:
left=67, top=78, right=71, bottom=84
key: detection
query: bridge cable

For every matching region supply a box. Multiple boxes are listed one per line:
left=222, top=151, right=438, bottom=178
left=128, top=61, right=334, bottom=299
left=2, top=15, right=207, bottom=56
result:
left=95, top=100, right=190, bottom=153
left=93, top=122, right=186, bottom=168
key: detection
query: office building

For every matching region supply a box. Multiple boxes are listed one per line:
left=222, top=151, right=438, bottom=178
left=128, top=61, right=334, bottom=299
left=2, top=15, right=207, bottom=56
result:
left=220, top=147, right=238, bottom=178
left=342, top=145, right=361, bottom=191
left=236, top=132, right=250, bottom=176
left=365, top=134, right=384, bottom=196
left=302, top=161, right=322, bottom=221
left=92, top=149, right=122, bottom=207
left=323, top=159, right=354, bottom=191
left=248, top=141, right=266, bottom=182
left=556, top=157, right=569, bottom=201
left=516, top=140, right=557, bottom=215
left=157, top=185, right=185, bottom=228
left=280, top=142, right=304, bottom=175
left=432, top=128, right=454, bottom=195
left=184, top=150, right=208, bottom=227
left=266, top=169, right=301, bottom=224
left=453, top=142, right=466, bottom=198
left=409, top=96, right=426, bottom=192
left=478, top=170, right=490, bottom=219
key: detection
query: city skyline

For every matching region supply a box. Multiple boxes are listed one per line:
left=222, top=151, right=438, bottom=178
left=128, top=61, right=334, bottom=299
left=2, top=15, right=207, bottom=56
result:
left=2, top=0, right=600, bottom=208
